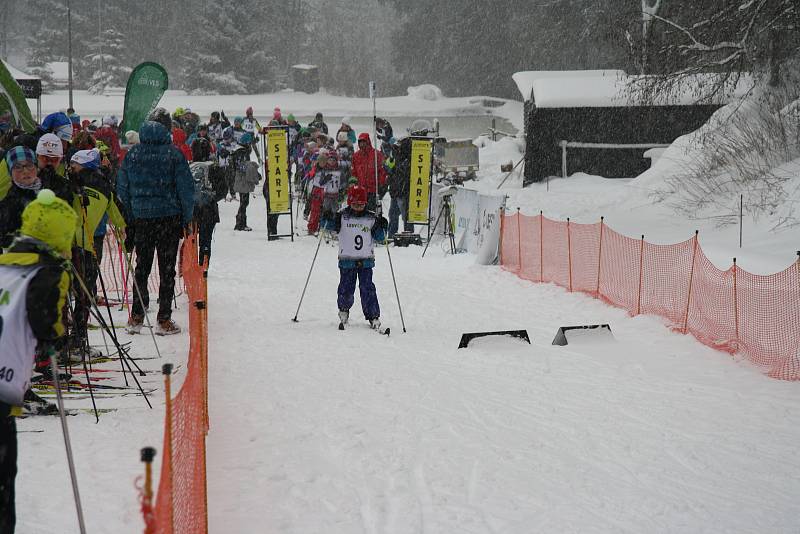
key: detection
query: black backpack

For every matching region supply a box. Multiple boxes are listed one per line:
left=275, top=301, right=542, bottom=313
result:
left=190, top=161, right=216, bottom=208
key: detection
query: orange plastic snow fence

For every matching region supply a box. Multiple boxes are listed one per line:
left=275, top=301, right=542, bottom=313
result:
left=143, top=233, right=210, bottom=534
left=500, top=211, right=800, bottom=380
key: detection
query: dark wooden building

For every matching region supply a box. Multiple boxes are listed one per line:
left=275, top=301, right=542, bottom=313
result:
left=513, top=71, right=730, bottom=184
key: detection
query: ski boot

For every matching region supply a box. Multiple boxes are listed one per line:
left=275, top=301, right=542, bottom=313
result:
left=368, top=317, right=381, bottom=330
left=338, top=310, right=349, bottom=325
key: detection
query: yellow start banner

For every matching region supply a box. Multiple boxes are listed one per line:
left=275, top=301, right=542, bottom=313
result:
left=267, top=128, right=290, bottom=214
left=407, top=139, right=432, bottom=224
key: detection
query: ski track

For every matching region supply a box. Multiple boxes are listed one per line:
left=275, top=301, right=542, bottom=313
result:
left=205, top=199, right=800, bottom=533
left=14, top=193, right=800, bottom=533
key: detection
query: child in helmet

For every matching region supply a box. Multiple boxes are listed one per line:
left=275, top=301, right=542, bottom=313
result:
left=334, top=185, right=388, bottom=330
left=0, top=189, right=76, bottom=531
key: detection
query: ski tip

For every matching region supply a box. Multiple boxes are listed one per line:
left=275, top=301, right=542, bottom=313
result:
left=338, top=322, right=345, bottom=330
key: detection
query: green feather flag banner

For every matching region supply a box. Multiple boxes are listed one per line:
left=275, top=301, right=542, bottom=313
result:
left=0, top=61, right=36, bottom=132
left=121, top=62, right=169, bottom=134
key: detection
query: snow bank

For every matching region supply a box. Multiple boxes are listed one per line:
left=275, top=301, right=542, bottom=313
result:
left=407, top=84, right=443, bottom=101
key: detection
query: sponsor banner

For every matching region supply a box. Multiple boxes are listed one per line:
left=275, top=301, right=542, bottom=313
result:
left=408, top=139, right=433, bottom=224
left=121, top=62, right=168, bottom=134
left=430, top=183, right=505, bottom=261
left=267, top=128, right=290, bottom=213
left=474, top=194, right=506, bottom=264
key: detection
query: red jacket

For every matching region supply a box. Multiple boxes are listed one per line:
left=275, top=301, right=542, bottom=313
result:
left=351, top=133, right=386, bottom=194
left=172, top=128, right=193, bottom=162
left=94, top=125, right=121, bottom=162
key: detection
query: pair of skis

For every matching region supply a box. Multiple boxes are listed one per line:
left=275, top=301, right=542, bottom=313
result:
left=338, top=321, right=390, bottom=336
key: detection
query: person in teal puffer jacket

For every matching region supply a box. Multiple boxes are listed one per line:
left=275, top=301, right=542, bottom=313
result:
left=115, top=110, right=194, bottom=336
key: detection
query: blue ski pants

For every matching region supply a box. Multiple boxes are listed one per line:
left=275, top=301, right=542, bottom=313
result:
left=337, top=266, right=380, bottom=320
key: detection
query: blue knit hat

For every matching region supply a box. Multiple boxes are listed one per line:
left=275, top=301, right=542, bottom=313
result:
left=5, top=145, right=36, bottom=169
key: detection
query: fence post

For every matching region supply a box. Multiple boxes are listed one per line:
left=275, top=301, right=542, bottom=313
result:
left=560, top=140, right=567, bottom=178
left=539, top=211, right=544, bottom=282
left=683, top=231, right=699, bottom=335
left=141, top=447, right=156, bottom=534
left=636, top=235, right=645, bottom=315
left=732, top=258, right=739, bottom=347
left=162, top=363, right=174, bottom=534
left=516, top=208, right=522, bottom=274
left=566, top=217, right=572, bottom=292
left=596, top=216, right=604, bottom=298
left=498, top=207, right=505, bottom=266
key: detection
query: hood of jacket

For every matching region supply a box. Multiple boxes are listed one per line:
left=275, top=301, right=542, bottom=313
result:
left=357, top=132, right=373, bottom=149
left=139, top=121, right=171, bottom=145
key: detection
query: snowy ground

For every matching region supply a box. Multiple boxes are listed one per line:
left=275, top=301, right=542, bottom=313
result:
left=17, top=93, right=800, bottom=533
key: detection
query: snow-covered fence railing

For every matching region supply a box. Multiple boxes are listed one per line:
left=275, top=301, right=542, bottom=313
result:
left=558, top=140, right=671, bottom=178
left=144, top=234, right=210, bottom=534
left=499, top=210, right=800, bottom=380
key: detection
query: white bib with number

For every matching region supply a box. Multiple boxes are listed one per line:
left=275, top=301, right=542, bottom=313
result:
left=0, top=264, right=42, bottom=406
left=243, top=118, right=257, bottom=135
left=339, top=212, right=375, bottom=260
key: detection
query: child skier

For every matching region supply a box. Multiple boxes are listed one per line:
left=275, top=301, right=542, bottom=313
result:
left=334, top=185, right=388, bottom=330
left=0, top=189, right=76, bottom=532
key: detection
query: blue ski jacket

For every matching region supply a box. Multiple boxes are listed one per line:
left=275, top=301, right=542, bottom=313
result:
left=116, top=121, right=195, bottom=225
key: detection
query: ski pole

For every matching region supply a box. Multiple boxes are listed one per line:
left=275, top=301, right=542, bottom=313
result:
left=292, top=230, right=325, bottom=322
left=70, top=263, right=153, bottom=408
left=384, top=243, right=407, bottom=333
left=49, top=350, right=88, bottom=534
left=114, top=228, right=163, bottom=360
left=370, top=81, right=380, bottom=214
left=93, top=256, right=130, bottom=384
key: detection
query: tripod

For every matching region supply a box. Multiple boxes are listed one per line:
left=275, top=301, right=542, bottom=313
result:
left=422, top=193, right=456, bottom=257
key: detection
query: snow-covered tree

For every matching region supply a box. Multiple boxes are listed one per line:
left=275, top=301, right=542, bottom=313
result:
left=86, top=29, right=131, bottom=94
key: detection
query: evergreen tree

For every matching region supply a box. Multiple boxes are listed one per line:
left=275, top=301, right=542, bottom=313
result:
left=86, top=29, right=131, bottom=94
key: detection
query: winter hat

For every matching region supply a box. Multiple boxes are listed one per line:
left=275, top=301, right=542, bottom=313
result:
left=102, top=115, right=118, bottom=127
left=36, top=133, right=64, bottom=157
left=287, top=113, right=296, bottom=122
left=233, top=116, right=243, bottom=125
left=222, top=127, right=233, bottom=140
left=246, top=106, right=254, bottom=115
left=125, top=130, right=140, bottom=145
left=41, top=112, right=73, bottom=142
left=357, top=132, right=371, bottom=144
left=71, top=148, right=101, bottom=170
left=341, top=116, right=351, bottom=126
left=314, top=112, right=323, bottom=120
left=5, top=145, right=36, bottom=169
left=347, top=185, right=367, bottom=206
left=336, top=131, right=349, bottom=144
left=21, top=189, right=78, bottom=256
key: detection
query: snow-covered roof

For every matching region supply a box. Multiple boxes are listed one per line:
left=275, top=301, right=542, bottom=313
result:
left=512, top=70, right=623, bottom=103
left=1, top=59, right=38, bottom=80
left=512, top=70, right=750, bottom=108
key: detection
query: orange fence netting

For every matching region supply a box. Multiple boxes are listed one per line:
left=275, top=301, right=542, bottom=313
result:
left=141, top=233, right=210, bottom=534
left=500, top=211, right=800, bottom=380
